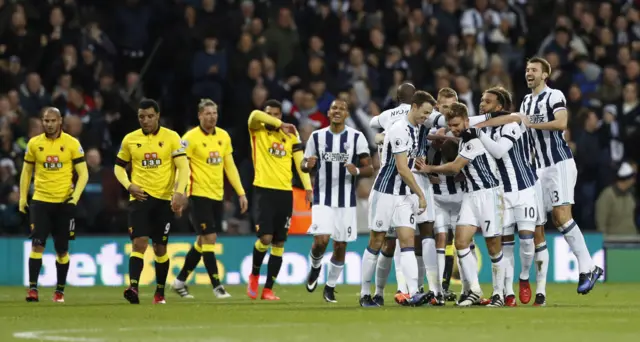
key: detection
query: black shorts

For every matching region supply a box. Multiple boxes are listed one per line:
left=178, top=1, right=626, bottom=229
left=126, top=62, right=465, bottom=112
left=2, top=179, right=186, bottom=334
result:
left=189, top=196, right=224, bottom=235
left=253, top=187, right=293, bottom=243
left=29, top=200, right=75, bottom=247
left=128, top=197, right=174, bottom=244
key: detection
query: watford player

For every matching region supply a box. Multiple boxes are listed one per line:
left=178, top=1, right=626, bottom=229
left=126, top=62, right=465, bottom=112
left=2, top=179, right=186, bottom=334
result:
left=114, top=99, right=190, bottom=304
left=19, top=107, right=89, bottom=303
left=247, top=100, right=312, bottom=300
left=172, top=99, right=248, bottom=299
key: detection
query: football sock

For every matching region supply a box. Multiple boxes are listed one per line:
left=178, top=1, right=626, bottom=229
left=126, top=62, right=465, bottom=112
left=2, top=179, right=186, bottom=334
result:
left=251, top=240, right=269, bottom=276
left=309, top=250, right=323, bottom=269
left=558, top=219, right=594, bottom=273
left=326, top=258, right=344, bottom=288
left=458, top=248, right=481, bottom=293
left=535, top=242, right=549, bottom=296
left=422, top=237, right=440, bottom=294
left=55, top=254, right=70, bottom=293
left=490, top=251, right=506, bottom=297
left=155, top=254, right=170, bottom=296
left=264, top=246, right=284, bottom=289
left=129, top=251, right=144, bottom=289
left=416, top=250, right=425, bottom=290
left=375, top=251, right=393, bottom=296
left=360, top=247, right=379, bottom=296
left=400, top=247, right=419, bottom=295
left=394, top=241, right=407, bottom=293
left=458, top=254, right=469, bottom=293
left=202, top=244, right=221, bottom=288
left=28, top=251, right=43, bottom=290
left=519, top=235, right=535, bottom=280
left=443, top=244, right=454, bottom=291
left=436, top=248, right=446, bottom=293
left=502, top=241, right=515, bottom=296
left=176, top=243, right=202, bottom=283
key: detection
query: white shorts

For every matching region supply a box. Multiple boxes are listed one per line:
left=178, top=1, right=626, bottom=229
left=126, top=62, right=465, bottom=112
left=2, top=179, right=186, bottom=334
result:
left=415, top=175, right=436, bottom=224
left=457, top=187, right=504, bottom=238
left=536, top=158, right=577, bottom=211
left=369, top=191, right=418, bottom=234
left=534, top=179, right=547, bottom=226
left=433, top=193, right=462, bottom=234
left=502, top=186, right=537, bottom=235
left=307, top=205, right=357, bottom=242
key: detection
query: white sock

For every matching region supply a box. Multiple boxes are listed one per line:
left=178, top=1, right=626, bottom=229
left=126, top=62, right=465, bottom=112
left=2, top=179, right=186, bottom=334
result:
left=502, top=242, right=515, bottom=296
left=400, top=248, right=419, bottom=295
left=436, top=248, right=446, bottom=293
left=490, top=251, right=506, bottom=298
left=422, top=238, right=441, bottom=294
left=519, top=236, right=535, bottom=280
left=394, top=241, right=407, bottom=293
left=326, top=259, right=344, bottom=288
left=173, top=278, right=185, bottom=287
left=535, top=242, right=549, bottom=296
left=457, top=248, right=481, bottom=293
left=470, top=241, right=478, bottom=262
left=360, top=247, right=379, bottom=296
left=457, top=255, right=469, bottom=293
left=374, top=252, right=393, bottom=296
left=559, top=219, right=594, bottom=273
left=309, top=251, right=323, bottom=269
left=416, top=253, right=425, bottom=289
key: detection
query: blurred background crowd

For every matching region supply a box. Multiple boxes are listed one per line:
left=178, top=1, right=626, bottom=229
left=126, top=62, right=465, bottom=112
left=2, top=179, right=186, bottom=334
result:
left=0, top=0, right=638, bottom=237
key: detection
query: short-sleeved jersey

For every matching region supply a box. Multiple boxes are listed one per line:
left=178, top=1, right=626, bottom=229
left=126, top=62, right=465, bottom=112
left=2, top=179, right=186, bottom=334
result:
left=24, top=132, right=85, bottom=203
left=459, top=137, right=500, bottom=192
left=484, top=122, right=537, bottom=193
left=373, top=117, right=426, bottom=195
left=371, top=103, right=411, bottom=131
left=519, top=87, right=573, bottom=168
left=116, top=127, right=186, bottom=201
left=427, top=131, right=467, bottom=196
left=250, top=124, right=302, bottom=191
left=182, top=126, right=232, bottom=201
left=305, top=126, right=369, bottom=208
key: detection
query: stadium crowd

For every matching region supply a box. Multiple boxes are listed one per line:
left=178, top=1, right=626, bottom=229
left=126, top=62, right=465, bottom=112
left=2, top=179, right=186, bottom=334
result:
left=0, top=0, right=639, bottom=236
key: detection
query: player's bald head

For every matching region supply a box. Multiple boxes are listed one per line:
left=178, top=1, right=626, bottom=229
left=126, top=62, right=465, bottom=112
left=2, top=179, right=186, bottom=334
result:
left=396, top=83, right=416, bottom=104
left=41, top=107, right=61, bottom=118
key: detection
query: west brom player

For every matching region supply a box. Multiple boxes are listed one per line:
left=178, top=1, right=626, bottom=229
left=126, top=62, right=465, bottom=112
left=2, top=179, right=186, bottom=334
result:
left=475, top=87, right=539, bottom=307
left=360, top=91, right=434, bottom=307
left=415, top=103, right=507, bottom=307
left=303, top=100, right=373, bottom=303
left=477, top=57, right=603, bottom=302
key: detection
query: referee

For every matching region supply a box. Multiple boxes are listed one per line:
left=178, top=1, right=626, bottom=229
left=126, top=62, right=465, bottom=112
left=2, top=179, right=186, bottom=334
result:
left=114, top=99, right=190, bottom=304
left=19, top=107, right=89, bottom=303
left=246, top=100, right=312, bottom=301
left=171, top=99, right=248, bottom=299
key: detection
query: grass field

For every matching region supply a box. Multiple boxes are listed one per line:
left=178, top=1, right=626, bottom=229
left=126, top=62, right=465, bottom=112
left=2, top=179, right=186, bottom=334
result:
left=1, top=284, right=639, bottom=342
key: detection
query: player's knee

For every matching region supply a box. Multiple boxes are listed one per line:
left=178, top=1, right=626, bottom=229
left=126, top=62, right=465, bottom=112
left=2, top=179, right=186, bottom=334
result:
left=132, top=237, right=149, bottom=252
left=484, top=237, right=502, bottom=255
left=551, top=206, right=572, bottom=227
left=533, top=226, right=546, bottom=245
left=314, top=235, right=330, bottom=248
left=368, top=232, right=385, bottom=250
left=152, top=243, right=167, bottom=257
left=380, top=240, right=394, bottom=255
left=259, top=235, right=273, bottom=246
left=502, top=234, right=515, bottom=242
left=418, top=222, right=434, bottom=237
left=332, top=241, right=347, bottom=258
left=31, top=243, right=45, bottom=253
left=435, top=232, right=447, bottom=247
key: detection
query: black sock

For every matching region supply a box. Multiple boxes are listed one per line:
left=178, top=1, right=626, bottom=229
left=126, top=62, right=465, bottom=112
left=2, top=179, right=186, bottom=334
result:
left=28, top=253, right=43, bottom=290
left=177, top=245, right=202, bottom=282
left=202, top=246, right=221, bottom=288
left=129, top=253, right=144, bottom=289
left=252, top=241, right=268, bottom=276
left=443, top=255, right=454, bottom=291
left=155, top=257, right=170, bottom=296
left=55, top=258, right=70, bottom=293
left=264, top=251, right=283, bottom=290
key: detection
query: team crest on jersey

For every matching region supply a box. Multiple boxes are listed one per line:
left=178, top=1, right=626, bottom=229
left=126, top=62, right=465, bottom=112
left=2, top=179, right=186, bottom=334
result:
left=38, top=146, right=44, bottom=151
left=207, top=151, right=222, bottom=165
left=136, top=143, right=142, bottom=148
left=142, top=152, right=161, bottom=168
left=343, top=142, right=351, bottom=151
left=44, top=155, right=62, bottom=170
left=268, top=142, right=286, bottom=157
left=202, top=142, right=207, bottom=147
left=159, top=141, right=164, bottom=147
left=376, top=220, right=383, bottom=228
left=60, top=146, right=64, bottom=152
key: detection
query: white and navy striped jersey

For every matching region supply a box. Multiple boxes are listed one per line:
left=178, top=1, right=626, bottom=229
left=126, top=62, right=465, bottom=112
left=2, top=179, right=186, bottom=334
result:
left=304, top=126, right=370, bottom=208
left=373, top=117, right=426, bottom=195
left=427, top=144, right=467, bottom=196
left=459, top=138, right=500, bottom=192
left=519, top=87, right=573, bottom=169
left=483, top=122, right=537, bottom=193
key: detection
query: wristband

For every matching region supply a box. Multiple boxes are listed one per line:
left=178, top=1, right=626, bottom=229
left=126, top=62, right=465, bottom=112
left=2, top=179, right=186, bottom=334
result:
left=304, top=161, right=308, bottom=169
left=356, top=168, right=360, bottom=176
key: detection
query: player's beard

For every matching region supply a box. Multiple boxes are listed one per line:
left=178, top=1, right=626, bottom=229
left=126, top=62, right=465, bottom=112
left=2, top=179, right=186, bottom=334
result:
left=45, top=126, right=60, bottom=138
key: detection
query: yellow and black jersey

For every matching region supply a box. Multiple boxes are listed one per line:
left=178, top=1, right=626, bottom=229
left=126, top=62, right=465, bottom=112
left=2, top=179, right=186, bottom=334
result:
left=182, top=126, right=232, bottom=200
left=250, top=124, right=302, bottom=191
left=116, top=127, right=186, bottom=201
left=24, top=132, right=85, bottom=203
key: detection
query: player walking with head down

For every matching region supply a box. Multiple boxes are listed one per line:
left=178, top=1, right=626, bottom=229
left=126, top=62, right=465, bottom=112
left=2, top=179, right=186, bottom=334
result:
left=302, top=99, right=373, bottom=303
left=20, top=107, right=89, bottom=303
left=114, top=99, right=190, bottom=304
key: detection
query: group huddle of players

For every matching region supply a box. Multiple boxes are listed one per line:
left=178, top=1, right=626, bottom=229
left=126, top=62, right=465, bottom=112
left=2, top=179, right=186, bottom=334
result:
left=18, top=56, right=602, bottom=307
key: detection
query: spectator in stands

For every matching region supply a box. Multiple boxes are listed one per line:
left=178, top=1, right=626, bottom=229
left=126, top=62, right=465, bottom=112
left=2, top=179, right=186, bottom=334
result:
left=19, top=73, right=49, bottom=117
left=596, top=162, right=639, bottom=235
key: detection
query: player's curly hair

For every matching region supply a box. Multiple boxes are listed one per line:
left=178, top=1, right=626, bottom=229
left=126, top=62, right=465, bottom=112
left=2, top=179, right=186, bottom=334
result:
left=198, top=98, right=217, bottom=112
left=444, top=102, right=469, bottom=120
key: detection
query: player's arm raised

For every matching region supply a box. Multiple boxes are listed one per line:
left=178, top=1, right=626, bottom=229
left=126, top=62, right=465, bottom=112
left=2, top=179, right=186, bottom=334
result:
left=478, top=124, right=520, bottom=159
left=248, top=109, right=297, bottom=136
left=18, top=140, right=35, bottom=213
left=69, top=141, right=89, bottom=204
left=471, top=111, right=518, bottom=128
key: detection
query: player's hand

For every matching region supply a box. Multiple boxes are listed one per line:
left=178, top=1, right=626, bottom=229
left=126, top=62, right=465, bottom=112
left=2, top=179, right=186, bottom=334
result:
left=239, top=195, right=248, bottom=214
left=454, top=173, right=466, bottom=182
left=414, top=158, right=431, bottom=173
left=374, top=133, right=385, bottom=145
left=345, top=163, right=359, bottom=175
left=171, top=192, right=187, bottom=216
left=306, top=156, right=318, bottom=169
left=519, top=113, right=531, bottom=127
left=429, top=175, right=441, bottom=184
left=417, top=195, right=427, bottom=215
left=279, top=123, right=297, bottom=137
left=19, top=199, right=28, bottom=214
left=128, top=184, right=147, bottom=201
left=305, top=190, right=313, bottom=207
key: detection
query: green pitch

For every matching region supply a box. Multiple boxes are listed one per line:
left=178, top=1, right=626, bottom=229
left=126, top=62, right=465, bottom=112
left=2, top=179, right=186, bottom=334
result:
left=1, top=284, right=639, bottom=342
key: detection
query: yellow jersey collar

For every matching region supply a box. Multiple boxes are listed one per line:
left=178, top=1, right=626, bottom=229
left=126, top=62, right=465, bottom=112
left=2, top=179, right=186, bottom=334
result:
left=199, top=125, right=216, bottom=135
left=145, top=126, right=161, bottom=136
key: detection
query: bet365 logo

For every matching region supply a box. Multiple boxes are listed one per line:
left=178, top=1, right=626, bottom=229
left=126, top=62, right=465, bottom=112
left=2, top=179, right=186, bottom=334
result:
left=268, top=142, right=287, bottom=157
left=207, top=151, right=222, bottom=165
left=44, top=155, right=62, bottom=170
left=142, top=152, right=162, bottom=168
